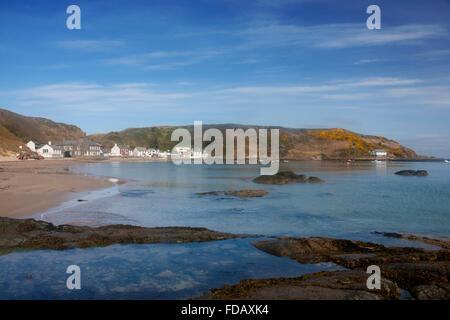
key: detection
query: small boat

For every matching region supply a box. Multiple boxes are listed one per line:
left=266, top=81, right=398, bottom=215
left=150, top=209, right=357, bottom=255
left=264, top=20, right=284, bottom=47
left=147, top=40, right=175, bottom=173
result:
left=445, top=160, right=449, bottom=163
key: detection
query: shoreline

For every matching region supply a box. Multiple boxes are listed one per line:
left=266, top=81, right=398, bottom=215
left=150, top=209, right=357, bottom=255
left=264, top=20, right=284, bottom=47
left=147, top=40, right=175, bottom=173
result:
left=0, top=158, right=147, bottom=218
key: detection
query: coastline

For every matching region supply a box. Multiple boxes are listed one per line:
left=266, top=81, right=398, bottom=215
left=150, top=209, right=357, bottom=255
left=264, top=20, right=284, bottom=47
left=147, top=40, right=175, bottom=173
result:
left=0, top=157, right=161, bottom=219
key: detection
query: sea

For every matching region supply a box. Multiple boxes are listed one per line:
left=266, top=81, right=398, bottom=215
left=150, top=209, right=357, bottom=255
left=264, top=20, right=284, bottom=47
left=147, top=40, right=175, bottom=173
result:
left=0, top=160, right=448, bottom=299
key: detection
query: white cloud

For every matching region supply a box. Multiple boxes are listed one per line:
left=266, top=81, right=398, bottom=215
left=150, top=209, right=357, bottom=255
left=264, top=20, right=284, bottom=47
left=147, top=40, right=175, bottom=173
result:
left=8, top=77, right=449, bottom=115
left=354, top=59, right=382, bottom=65
left=13, top=83, right=192, bottom=111
left=57, top=40, right=124, bottom=51
left=241, top=23, right=447, bottom=49
left=105, top=49, right=223, bottom=70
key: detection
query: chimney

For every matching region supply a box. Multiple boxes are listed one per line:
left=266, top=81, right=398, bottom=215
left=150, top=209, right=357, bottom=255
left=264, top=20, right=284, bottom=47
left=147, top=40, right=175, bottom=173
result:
left=48, top=141, right=52, bottom=146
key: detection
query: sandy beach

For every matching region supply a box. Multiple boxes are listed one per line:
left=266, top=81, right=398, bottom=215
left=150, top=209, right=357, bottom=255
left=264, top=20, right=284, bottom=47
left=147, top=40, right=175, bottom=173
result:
left=0, top=158, right=118, bottom=218
left=0, top=156, right=167, bottom=218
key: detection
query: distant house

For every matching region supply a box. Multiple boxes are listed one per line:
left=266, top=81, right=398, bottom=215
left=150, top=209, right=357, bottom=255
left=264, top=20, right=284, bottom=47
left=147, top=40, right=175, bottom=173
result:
left=133, top=147, right=147, bottom=157
left=54, top=140, right=102, bottom=157
left=26, top=139, right=100, bottom=158
left=157, top=150, right=170, bottom=158
left=26, top=141, right=36, bottom=152
left=172, top=146, right=191, bottom=158
left=35, top=141, right=62, bottom=158
left=111, top=144, right=130, bottom=157
left=147, top=148, right=158, bottom=157
left=371, top=149, right=387, bottom=158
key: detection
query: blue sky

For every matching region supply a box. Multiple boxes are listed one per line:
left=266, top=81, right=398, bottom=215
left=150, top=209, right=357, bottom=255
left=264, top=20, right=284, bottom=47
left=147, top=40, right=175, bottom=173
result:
left=0, top=0, right=449, bottom=157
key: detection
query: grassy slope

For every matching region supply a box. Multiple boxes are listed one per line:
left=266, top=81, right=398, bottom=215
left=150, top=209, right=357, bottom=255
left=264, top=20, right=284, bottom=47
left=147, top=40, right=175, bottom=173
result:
left=89, top=125, right=419, bottom=160
left=0, top=108, right=86, bottom=152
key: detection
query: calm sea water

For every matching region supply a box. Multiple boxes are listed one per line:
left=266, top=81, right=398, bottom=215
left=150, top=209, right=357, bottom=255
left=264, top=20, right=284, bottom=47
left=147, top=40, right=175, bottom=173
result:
left=2, top=160, right=448, bottom=299
left=41, top=160, right=450, bottom=239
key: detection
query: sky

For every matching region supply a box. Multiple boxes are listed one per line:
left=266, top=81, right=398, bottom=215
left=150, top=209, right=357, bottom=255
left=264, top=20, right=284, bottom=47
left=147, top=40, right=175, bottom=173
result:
left=0, top=0, right=449, bottom=157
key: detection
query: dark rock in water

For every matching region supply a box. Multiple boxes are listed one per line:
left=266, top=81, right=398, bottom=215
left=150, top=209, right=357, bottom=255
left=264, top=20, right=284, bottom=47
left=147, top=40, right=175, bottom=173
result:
left=196, top=191, right=223, bottom=196
left=199, top=270, right=400, bottom=300
left=253, top=171, right=325, bottom=185
left=197, top=190, right=268, bottom=198
left=250, top=236, right=450, bottom=300
left=307, top=176, right=325, bottom=183
left=0, top=217, right=251, bottom=255
left=395, top=170, right=428, bottom=176
left=411, top=284, right=449, bottom=300
left=372, top=231, right=450, bottom=250
left=224, top=190, right=268, bottom=198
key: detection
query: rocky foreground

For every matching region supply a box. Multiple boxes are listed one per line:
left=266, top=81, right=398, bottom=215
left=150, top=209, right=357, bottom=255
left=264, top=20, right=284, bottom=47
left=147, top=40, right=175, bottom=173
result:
left=1, top=217, right=448, bottom=300
left=200, top=236, right=450, bottom=300
left=0, top=217, right=251, bottom=255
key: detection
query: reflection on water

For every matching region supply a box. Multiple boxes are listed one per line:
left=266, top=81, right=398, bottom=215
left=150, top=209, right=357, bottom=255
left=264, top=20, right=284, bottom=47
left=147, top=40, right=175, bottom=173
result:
left=0, top=238, right=344, bottom=299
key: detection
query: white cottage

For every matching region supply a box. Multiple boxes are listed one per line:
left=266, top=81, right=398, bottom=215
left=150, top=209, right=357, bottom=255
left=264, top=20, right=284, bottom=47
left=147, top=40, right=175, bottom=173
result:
left=26, top=141, right=36, bottom=152
left=111, top=144, right=121, bottom=156
left=133, top=147, right=147, bottom=157
left=371, top=149, right=387, bottom=158
left=35, top=141, right=62, bottom=158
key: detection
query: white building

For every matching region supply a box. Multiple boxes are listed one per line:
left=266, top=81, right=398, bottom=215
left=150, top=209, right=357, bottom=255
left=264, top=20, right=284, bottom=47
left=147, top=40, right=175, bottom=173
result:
left=35, top=141, right=62, bottom=158
left=157, top=150, right=170, bottom=158
left=111, top=144, right=121, bottom=156
left=133, top=147, right=147, bottom=157
left=371, top=149, right=387, bottom=158
left=147, top=148, right=158, bottom=157
left=26, top=141, right=36, bottom=152
left=172, top=146, right=191, bottom=158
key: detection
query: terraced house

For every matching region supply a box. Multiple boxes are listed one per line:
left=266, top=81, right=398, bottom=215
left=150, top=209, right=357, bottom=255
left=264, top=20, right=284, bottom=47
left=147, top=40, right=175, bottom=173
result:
left=26, top=139, right=102, bottom=158
left=56, top=140, right=102, bottom=157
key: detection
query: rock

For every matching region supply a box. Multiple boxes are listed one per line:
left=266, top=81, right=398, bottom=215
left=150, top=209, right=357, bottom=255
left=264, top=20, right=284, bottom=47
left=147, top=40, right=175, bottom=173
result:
left=373, top=231, right=450, bottom=250
left=0, top=217, right=253, bottom=255
left=251, top=236, right=450, bottom=299
left=415, top=170, right=429, bottom=176
left=224, top=190, right=268, bottom=198
left=196, top=191, right=223, bottom=196
left=196, top=190, right=268, bottom=198
left=253, top=171, right=325, bottom=184
left=197, top=270, right=400, bottom=300
left=395, top=170, right=428, bottom=176
left=411, top=284, right=450, bottom=300
left=307, top=176, right=325, bottom=183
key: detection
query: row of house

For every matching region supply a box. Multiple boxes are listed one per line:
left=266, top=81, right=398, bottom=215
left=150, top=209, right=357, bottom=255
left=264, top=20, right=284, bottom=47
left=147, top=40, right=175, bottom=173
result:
left=27, top=140, right=102, bottom=158
left=109, top=144, right=171, bottom=158
left=26, top=139, right=206, bottom=159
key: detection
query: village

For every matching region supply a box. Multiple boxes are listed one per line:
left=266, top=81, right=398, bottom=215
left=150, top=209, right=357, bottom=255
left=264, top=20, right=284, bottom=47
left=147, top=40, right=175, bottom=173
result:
left=20, top=139, right=186, bottom=159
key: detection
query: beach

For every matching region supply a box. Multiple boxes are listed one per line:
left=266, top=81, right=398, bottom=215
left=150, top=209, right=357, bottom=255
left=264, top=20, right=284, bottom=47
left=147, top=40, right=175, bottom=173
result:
left=0, top=159, right=117, bottom=218
left=0, top=157, right=167, bottom=218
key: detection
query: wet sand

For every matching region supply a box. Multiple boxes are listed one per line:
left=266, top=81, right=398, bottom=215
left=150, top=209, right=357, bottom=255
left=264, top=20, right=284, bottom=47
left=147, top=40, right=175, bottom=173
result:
left=0, top=156, right=164, bottom=218
left=0, top=159, right=118, bottom=218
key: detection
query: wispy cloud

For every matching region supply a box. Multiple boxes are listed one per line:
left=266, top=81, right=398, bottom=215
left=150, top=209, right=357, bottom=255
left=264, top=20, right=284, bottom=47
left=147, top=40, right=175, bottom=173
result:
left=8, top=77, right=449, bottom=117
left=105, top=49, right=223, bottom=70
left=57, top=40, right=124, bottom=51
left=354, top=59, right=382, bottom=65
left=415, top=49, right=450, bottom=61
left=13, top=83, right=191, bottom=111
left=241, top=23, right=447, bottom=49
